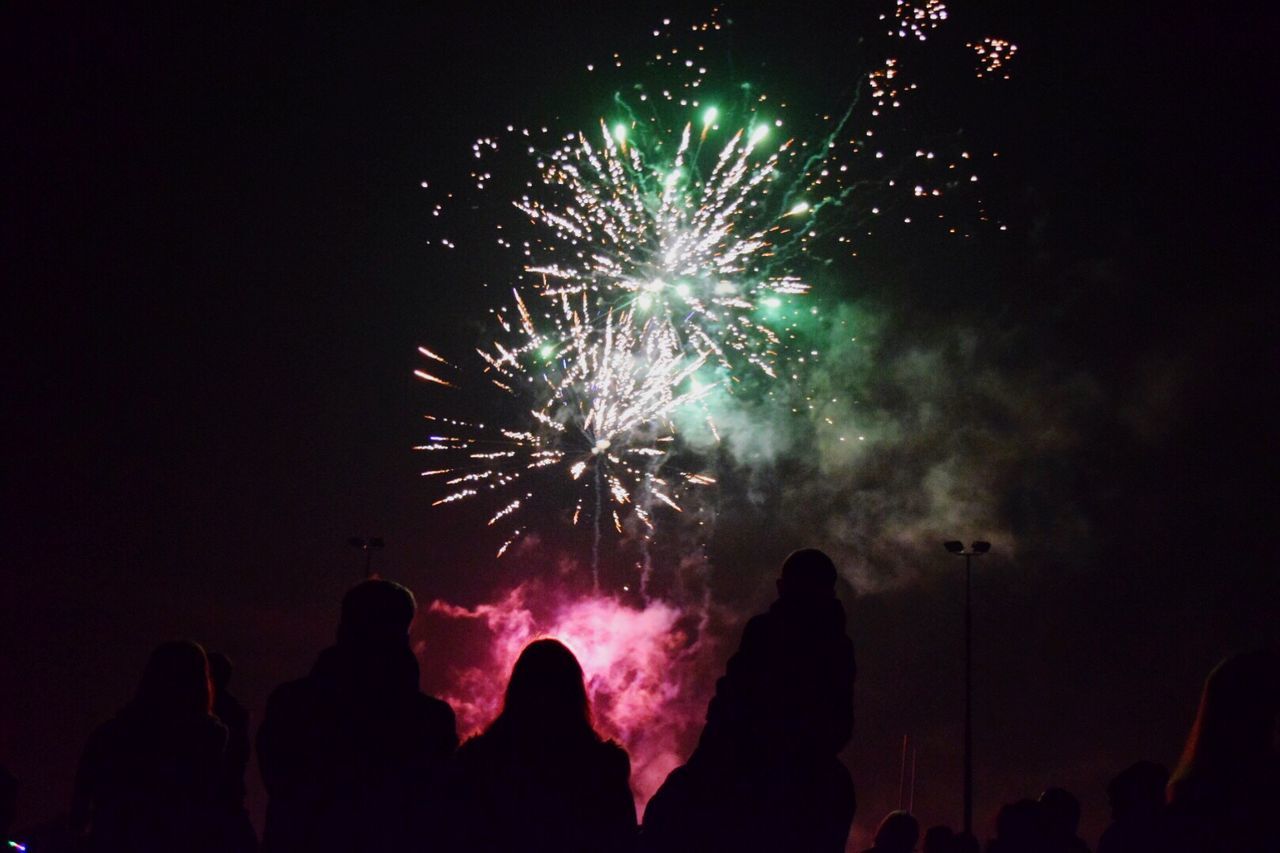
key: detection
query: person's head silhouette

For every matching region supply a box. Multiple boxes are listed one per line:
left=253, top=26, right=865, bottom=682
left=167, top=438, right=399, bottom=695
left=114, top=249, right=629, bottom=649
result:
left=134, top=640, right=212, bottom=716
left=1108, top=761, right=1168, bottom=820
left=872, top=810, right=919, bottom=853
left=777, top=548, right=838, bottom=602
left=1038, top=787, right=1082, bottom=839
left=337, top=578, right=417, bottom=647
left=496, top=638, right=592, bottom=738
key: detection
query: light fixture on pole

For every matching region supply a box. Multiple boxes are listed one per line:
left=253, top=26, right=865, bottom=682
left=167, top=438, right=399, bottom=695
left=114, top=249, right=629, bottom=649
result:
left=348, top=536, right=385, bottom=579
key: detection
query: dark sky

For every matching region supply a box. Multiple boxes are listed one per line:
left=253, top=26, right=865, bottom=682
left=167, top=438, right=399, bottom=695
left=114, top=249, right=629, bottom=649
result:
left=5, top=1, right=1277, bottom=847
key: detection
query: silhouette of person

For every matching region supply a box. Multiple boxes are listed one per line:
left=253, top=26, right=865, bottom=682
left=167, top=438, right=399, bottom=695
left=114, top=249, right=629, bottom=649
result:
left=1039, top=787, right=1090, bottom=853
left=1165, top=647, right=1280, bottom=853
left=70, top=640, right=228, bottom=853
left=643, top=548, right=856, bottom=853
left=450, top=638, right=637, bottom=853
left=922, top=825, right=955, bottom=853
left=1097, top=761, right=1170, bottom=853
left=1, top=765, right=16, bottom=842
left=862, top=810, right=919, bottom=853
left=987, top=798, right=1048, bottom=853
left=208, top=652, right=257, bottom=852
left=257, top=579, right=457, bottom=853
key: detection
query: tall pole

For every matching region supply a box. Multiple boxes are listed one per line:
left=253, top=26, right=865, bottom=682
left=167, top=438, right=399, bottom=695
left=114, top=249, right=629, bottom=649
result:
left=963, top=551, right=973, bottom=837
left=899, top=734, right=909, bottom=811
left=348, top=536, right=384, bottom=580
left=945, top=539, right=988, bottom=838
left=909, top=744, right=918, bottom=815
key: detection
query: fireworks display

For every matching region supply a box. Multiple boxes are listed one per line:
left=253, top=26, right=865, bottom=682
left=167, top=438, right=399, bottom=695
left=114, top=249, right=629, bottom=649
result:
left=416, top=6, right=1012, bottom=566
left=409, top=3, right=1021, bottom=821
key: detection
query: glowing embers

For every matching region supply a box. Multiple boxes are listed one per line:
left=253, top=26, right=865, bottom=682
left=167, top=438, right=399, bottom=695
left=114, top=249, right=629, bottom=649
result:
left=884, top=0, right=948, bottom=41
left=968, top=37, right=1019, bottom=79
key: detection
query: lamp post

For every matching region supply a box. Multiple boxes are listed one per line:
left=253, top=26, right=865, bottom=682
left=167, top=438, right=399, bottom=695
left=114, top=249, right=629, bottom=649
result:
left=348, top=536, right=385, bottom=579
left=944, top=539, right=990, bottom=838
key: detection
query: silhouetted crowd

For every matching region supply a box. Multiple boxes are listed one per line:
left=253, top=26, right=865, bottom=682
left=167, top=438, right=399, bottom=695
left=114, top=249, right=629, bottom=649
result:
left=2, top=549, right=1277, bottom=852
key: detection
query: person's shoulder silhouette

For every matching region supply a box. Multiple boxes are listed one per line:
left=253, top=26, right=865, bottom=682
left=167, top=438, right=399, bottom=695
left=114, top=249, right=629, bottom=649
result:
left=208, top=652, right=250, bottom=803
left=207, top=651, right=257, bottom=853
left=921, top=824, right=955, bottom=853
left=643, top=548, right=856, bottom=853
left=71, top=640, right=228, bottom=853
left=1039, top=787, right=1090, bottom=853
left=1165, top=647, right=1280, bottom=853
left=700, top=547, right=856, bottom=759
left=452, top=638, right=636, bottom=853
left=988, top=798, right=1049, bottom=853
left=1098, top=761, right=1170, bottom=853
left=257, top=579, right=457, bottom=853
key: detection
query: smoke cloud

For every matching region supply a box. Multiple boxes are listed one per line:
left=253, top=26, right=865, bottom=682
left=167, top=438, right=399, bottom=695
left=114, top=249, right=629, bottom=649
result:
left=682, top=298, right=1106, bottom=592
left=419, top=580, right=724, bottom=811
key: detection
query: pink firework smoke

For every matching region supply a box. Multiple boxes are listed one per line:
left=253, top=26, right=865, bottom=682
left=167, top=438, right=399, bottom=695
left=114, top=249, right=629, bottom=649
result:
left=421, top=581, right=719, bottom=810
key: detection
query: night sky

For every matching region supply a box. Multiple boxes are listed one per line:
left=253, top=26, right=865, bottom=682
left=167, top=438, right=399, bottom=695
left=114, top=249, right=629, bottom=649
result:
left=5, top=1, right=1277, bottom=848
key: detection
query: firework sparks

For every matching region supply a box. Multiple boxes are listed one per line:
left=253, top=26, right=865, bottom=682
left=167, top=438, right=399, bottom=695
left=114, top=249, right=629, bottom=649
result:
left=415, top=5, right=1010, bottom=559
left=884, top=0, right=948, bottom=41
left=969, top=37, right=1019, bottom=79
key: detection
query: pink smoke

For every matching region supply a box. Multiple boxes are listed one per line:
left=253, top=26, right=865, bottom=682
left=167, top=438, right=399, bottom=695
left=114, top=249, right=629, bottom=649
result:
left=419, top=582, right=718, bottom=810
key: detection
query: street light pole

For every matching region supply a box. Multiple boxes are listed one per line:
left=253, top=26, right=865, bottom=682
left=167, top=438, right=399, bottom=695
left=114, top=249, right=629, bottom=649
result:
left=944, top=539, right=990, bottom=838
left=348, top=536, right=385, bottom=579
left=964, top=549, right=972, bottom=836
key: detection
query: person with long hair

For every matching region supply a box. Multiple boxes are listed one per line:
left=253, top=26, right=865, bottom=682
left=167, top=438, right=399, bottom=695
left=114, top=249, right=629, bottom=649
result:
left=70, top=640, right=228, bottom=853
left=451, top=638, right=637, bottom=852
left=1166, top=647, right=1280, bottom=852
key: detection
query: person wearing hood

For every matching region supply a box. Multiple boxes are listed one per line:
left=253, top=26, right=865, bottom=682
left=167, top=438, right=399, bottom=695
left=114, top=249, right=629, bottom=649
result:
left=257, top=579, right=457, bottom=853
left=71, top=640, right=228, bottom=853
left=643, top=548, right=857, bottom=853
